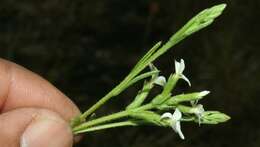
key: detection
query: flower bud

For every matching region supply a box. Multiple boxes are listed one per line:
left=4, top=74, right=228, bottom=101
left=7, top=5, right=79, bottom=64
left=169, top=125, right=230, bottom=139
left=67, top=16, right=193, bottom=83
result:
left=200, top=111, right=230, bottom=124
left=167, top=91, right=210, bottom=105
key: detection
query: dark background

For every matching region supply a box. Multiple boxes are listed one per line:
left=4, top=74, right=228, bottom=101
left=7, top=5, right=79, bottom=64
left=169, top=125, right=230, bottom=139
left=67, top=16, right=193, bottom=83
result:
left=1, top=0, right=260, bottom=146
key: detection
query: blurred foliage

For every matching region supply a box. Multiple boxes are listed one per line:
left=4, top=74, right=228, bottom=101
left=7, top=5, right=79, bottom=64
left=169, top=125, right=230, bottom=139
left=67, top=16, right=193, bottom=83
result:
left=0, top=0, right=260, bottom=146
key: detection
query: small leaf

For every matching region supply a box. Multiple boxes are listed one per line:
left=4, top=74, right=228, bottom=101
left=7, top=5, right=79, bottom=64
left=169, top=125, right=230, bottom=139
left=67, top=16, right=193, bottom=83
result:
left=131, top=41, right=162, bottom=73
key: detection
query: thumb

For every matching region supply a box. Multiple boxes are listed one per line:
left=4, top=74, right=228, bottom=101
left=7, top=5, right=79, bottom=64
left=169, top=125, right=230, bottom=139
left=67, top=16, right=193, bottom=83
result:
left=0, top=108, right=73, bottom=147
left=20, top=108, right=73, bottom=147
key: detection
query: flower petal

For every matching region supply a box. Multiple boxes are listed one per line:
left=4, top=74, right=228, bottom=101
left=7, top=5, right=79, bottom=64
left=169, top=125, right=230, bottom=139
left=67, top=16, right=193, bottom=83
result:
left=161, top=112, right=173, bottom=120
left=175, top=59, right=185, bottom=74
left=197, top=115, right=202, bottom=126
left=172, top=121, right=185, bottom=140
left=197, top=104, right=205, bottom=113
left=198, top=90, right=210, bottom=98
left=175, top=60, right=181, bottom=74
left=154, top=76, right=167, bottom=86
left=172, top=108, right=182, bottom=120
left=179, top=59, right=185, bottom=73
left=181, top=74, right=191, bottom=87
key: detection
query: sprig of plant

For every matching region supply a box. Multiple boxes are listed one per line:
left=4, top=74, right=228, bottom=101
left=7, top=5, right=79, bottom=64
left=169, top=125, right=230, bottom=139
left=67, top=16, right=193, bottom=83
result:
left=70, top=4, right=230, bottom=140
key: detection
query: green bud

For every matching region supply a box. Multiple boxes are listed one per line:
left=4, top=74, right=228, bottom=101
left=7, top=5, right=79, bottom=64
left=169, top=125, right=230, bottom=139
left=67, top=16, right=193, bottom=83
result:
left=167, top=91, right=210, bottom=105
left=170, top=4, right=226, bottom=43
left=200, top=111, right=230, bottom=124
left=185, top=4, right=226, bottom=35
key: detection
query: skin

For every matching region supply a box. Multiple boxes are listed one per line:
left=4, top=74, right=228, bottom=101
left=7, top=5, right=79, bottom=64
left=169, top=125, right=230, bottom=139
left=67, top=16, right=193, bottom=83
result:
left=0, top=58, right=81, bottom=147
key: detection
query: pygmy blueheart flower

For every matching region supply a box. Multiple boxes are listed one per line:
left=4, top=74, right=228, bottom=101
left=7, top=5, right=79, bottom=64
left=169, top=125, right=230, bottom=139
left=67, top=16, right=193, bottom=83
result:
left=161, top=108, right=185, bottom=139
left=174, top=59, right=191, bottom=86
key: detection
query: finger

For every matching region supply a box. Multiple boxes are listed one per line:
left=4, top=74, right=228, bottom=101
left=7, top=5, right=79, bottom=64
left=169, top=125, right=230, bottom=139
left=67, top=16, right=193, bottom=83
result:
left=0, top=108, right=73, bottom=147
left=0, top=58, right=80, bottom=121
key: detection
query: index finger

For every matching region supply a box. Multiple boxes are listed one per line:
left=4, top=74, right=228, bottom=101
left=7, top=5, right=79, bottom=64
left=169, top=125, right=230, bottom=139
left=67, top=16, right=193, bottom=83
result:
left=0, top=58, right=80, bottom=121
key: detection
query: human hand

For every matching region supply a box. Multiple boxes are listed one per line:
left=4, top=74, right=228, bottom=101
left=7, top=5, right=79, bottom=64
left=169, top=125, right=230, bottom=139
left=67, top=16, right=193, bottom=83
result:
left=0, top=59, right=81, bottom=147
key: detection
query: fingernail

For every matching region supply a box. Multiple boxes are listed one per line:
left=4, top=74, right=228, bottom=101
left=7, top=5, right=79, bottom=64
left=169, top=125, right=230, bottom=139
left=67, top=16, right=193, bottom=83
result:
left=20, top=136, right=28, bottom=147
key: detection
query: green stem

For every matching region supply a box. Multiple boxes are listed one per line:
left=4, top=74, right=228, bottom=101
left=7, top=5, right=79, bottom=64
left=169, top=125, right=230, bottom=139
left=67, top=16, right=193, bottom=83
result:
left=134, top=103, right=154, bottom=111
left=80, top=69, right=153, bottom=120
left=73, top=121, right=138, bottom=134
left=79, top=31, right=183, bottom=121
left=73, top=104, right=154, bottom=133
left=79, top=42, right=171, bottom=120
left=75, top=111, right=129, bottom=132
left=80, top=74, right=132, bottom=120
left=80, top=90, right=116, bottom=120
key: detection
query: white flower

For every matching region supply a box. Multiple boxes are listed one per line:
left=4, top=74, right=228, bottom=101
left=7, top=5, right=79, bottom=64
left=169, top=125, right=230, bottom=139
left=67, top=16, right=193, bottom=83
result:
left=191, top=104, right=205, bottom=125
left=174, top=59, right=191, bottom=86
left=189, top=91, right=209, bottom=125
left=154, top=76, right=167, bottom=86
left=161, top=108, right=185, bottom=140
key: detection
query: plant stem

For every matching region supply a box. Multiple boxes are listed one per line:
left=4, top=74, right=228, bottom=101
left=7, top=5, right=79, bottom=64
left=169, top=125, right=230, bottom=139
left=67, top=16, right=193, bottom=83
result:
left=80, top=90, right=116, bottom=120
left=73, top=103, right=154, bottom=133
left=79, top=34, right=181, bottom=121
left=73, top=121, right=138, bottom=134
left=134, top=103, right=153, bottom=111
left=80, top=69, right=141, bottom=120
left=74, top=111, right=129, bottom=132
